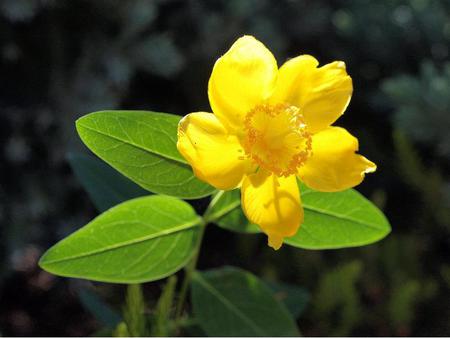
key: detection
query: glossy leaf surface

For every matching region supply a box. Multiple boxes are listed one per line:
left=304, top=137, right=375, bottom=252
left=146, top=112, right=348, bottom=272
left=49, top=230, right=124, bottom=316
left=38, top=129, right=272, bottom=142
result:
left=286, top=184, right=391, bottom=249
left=39, top=195, right=201, bottom=283
left=76, top=111, right=215, bottom=199
left=208, top=185, right=390, bottom=249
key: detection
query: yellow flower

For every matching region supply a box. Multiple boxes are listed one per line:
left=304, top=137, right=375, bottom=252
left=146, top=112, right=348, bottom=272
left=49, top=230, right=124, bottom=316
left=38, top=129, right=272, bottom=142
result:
left=177, top=36, right=376, bottom=250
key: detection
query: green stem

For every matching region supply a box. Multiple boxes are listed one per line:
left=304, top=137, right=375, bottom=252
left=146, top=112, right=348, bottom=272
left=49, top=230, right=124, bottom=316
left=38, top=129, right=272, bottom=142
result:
left=203, top=190, right=225, bottom=223
left=173, top=191, right=224, bottom=332
left=174, top=217, right=206, bottom=327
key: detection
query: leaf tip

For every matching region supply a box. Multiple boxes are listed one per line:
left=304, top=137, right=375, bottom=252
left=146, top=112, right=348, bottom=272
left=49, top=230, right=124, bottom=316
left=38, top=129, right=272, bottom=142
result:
left=37, top=250, right=51, bottom=272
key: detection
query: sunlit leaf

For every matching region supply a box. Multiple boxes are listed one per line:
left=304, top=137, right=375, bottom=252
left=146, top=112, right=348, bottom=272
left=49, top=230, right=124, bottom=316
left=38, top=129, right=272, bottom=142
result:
left=39, top=195, right=201, bottom=283
left=208, top=184, right=390, bottom=249
left=76, top=110, right=215, bottom=199
left=286, top=184, right=391, bottom=249
left=191, top=266, right=299, bottom=336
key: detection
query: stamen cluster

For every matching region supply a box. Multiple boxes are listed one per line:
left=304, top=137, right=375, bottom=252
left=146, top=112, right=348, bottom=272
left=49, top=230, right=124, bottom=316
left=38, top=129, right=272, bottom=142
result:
left=243, top=103, right=312, bottom=177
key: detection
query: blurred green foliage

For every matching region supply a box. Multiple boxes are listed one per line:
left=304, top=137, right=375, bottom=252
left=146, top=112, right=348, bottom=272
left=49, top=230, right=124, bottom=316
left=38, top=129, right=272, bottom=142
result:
left=0, top=0, right=449, bottom=336
left=150, top=276, right=177, bottom=336
left=383, top=63, right=450, bottom=158
left=312, top=261, right=363, bottom=336
left=122, top=284, right=148, bottom=337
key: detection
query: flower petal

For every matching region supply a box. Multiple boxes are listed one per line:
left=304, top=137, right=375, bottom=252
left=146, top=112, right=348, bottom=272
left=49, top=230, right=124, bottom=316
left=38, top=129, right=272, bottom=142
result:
left=208, top=35, right=278, bottom=133
left=177, top=112, right=255, bottom=190
left=271, top=55, right=352, bottom=133
left=298, top=127, right=376, bottom=192
left=241, top=170, right=303, bottom=249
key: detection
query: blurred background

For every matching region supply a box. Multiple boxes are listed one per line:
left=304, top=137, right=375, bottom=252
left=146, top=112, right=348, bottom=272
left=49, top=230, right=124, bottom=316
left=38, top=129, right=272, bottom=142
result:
left=0, top=0, right=449, bottom=336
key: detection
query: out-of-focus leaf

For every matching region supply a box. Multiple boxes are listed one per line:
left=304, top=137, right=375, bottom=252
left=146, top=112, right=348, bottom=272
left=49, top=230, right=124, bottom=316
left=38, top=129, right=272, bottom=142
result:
left=266, top=281, right=310, bottom=319
left=191, top=266, right=299, bottom=336
left=393, top=130, right=450, bottom=227
left=39, top=195, right=201, bottom=283
left=78, top=288, right=121, bottom=328
left=313, top=261, right=363, bottom=336
left=67, top=152, right=147, bottom=212
left=388, top=280, right=421, bottom=328
left=76, top=111, right=215, bottom=199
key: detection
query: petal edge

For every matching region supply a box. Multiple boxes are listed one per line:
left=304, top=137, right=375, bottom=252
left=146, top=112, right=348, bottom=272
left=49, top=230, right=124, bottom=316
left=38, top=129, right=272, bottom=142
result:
left=208, top=36, right=278, bottom=133
left=272, top=56, right=352, bottom=133
left=298, top=127, right=376, bottom=192
left=177, top=112, right=254, bottom=190
left=241, top=170, right=303, bottom=249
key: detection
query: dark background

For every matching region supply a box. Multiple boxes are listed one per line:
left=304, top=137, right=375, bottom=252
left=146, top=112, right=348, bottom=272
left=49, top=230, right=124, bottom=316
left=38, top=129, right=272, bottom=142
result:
left=0, top=0, right=449, bottom=336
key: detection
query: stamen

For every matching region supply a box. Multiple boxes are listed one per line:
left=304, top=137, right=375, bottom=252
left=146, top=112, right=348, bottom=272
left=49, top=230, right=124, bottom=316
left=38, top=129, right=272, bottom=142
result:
left=243, top=103, right=312, bottom=177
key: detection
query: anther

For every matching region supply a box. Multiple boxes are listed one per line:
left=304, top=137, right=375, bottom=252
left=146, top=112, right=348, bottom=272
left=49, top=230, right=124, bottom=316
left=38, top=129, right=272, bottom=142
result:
left=243, top=103, right=312, bottom=177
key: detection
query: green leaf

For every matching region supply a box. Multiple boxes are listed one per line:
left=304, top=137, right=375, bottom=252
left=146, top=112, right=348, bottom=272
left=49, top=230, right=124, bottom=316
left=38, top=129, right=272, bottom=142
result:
left=286, top=184, right=391, bottom=249
left=207, top=190, right=259, bottom=233
left=266, top=281, right=310, bottom=319
left=67, top=152, right=148, bottom=212
left=76, top=110, right=215, bottom=199
left=208, top=184, right=390, bottom=249
left=191, top=266, right=299, bottom=337
left=39, top=195, right=202, bottom=283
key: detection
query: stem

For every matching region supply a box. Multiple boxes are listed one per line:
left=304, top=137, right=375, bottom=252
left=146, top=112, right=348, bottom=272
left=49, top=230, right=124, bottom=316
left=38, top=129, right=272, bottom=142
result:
left=174, top=217, right=207, bottom=326
left=173, top=191, right=223, bottom=331
left=203, top=190, right=225, bottom=223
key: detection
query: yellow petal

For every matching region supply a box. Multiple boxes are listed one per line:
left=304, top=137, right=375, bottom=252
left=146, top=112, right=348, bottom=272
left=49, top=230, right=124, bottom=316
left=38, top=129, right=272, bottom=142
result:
left=241, top=170, right=303, bottom=249
left=208, top=35, right=278, bottom=133
left=271, top=55, right=352, bottom=133
left=298, top=127, right=376, bottom=192
left=177, top=112, right=255, bottom=190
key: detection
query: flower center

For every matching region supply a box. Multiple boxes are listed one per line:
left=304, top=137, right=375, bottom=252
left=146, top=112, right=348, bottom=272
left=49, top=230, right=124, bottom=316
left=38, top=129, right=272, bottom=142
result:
left=243, top=103, right=312, bottom=177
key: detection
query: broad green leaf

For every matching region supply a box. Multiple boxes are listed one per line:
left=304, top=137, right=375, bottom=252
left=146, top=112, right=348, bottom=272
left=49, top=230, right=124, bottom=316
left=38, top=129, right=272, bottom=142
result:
left=76, top=110, right=215, bottom=199
left=286, top=184, right=391, bottom=249
left=67, top=152, right=148, bottom=212
left=191, top=266, right=299, bottom=337
left=266, top=281, right=310, bottom=319
left=207, top=184, right=390, bottom=249
left=39, top=195, right=201, bottom=283
left=207, top=190, right=259, bottom=233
